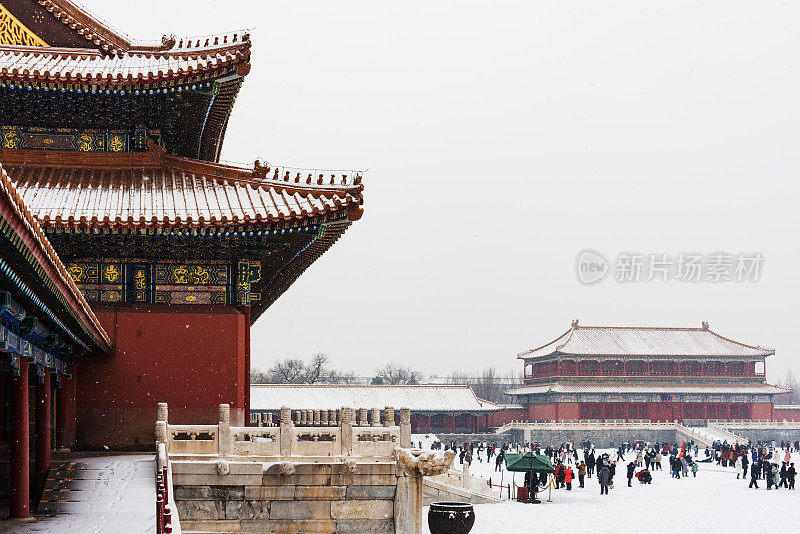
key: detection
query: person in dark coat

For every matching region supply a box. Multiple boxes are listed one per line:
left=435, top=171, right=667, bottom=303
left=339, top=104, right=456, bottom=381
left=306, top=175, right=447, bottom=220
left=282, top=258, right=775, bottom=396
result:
left=495, top=449, right=504, bottom=472
left=788, top=463, right=796, bottom=490
left=586, top=450, right=596, bottom=478
left=779, top=463, right=788, bottom=488
left=741, top=454, right=749, bottom=480
left=627, top=462, right=636, bottom=487
left=749, top=464, right=759, bottom=488
left=598, top=465, right=611, bottom=494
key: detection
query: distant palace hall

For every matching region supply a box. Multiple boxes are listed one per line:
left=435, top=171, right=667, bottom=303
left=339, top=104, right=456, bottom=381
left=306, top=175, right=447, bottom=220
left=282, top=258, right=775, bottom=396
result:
left=506, top=321, right=789, bottom=423
left=0, top=0, right=363, bottom=518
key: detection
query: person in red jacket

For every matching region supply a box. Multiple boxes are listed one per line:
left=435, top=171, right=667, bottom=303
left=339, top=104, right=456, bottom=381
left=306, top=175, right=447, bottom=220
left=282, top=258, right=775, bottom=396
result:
left=565, top=466, right=574, bottom=490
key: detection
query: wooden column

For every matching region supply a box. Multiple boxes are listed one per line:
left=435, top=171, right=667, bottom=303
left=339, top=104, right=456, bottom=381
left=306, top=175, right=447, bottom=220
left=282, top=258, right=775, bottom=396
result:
left=451, top=413, right=456, bottom=433
left=241, top=306, right=251, bottom=426
left=55, top=382, right=67, bottom=449
left=10, top=362, right=30, bottom=518
left=426, top=414, right=431, bottom=434
left=35, top=368, right=52, bottom=501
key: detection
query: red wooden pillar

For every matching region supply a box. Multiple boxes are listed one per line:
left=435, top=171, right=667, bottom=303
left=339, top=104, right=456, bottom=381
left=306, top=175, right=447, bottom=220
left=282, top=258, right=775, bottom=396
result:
left=35, top=368, right=52, bottom=500
left=55, top=382, right=67, bottom=449
left=451, top=413, right=456, bottom=433
left=237, top=306, right=251, bottom=426
left=10, top=362, right=30, bottom=518
left=426, top=414, right=431, bottom=433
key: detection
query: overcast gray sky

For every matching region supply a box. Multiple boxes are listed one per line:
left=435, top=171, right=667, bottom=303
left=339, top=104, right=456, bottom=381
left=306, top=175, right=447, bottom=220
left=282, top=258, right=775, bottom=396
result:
left=83, top=0, right=799, bottom=382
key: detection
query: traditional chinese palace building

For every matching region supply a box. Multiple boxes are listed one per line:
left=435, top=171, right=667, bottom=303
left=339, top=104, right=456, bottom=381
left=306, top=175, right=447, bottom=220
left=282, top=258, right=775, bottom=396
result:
left=506, top=321, right=789, bottom=423
left=0, top=0, right=363, bottom=518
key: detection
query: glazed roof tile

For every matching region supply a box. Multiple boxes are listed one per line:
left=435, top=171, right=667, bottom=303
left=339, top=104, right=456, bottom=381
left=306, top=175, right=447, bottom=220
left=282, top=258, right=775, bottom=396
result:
left=0, top=162, right=110, bottom=351
left=0, top=43, right=249, bottom=84
left=4, top=150, right=364, bottom=228
left=250, top=384, right=500, bottom=412
left=519, top=322, right=774, bottom=359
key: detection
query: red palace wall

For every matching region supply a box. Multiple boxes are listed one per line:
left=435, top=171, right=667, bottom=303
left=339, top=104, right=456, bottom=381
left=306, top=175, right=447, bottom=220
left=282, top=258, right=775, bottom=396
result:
left=557, top=402, right=580, bottom=421
left=751, top=402, right=773, bottom=421
left=73, top=304, right=247, bottom=450
left=526, top=404, right=557, bottom=420
left=774, top=407, right=800, bottom=422
left=488, top=408, right=528, bottom=427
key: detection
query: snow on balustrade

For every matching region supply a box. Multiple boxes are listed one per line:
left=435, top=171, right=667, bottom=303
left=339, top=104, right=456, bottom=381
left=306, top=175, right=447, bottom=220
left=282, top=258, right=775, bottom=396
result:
left=157, top=403, right=408, bottom=459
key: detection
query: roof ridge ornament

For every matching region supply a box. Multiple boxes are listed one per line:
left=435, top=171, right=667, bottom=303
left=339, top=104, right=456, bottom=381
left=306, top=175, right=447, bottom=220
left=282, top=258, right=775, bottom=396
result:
left=701, top=321, right=709, bottom=330
left=145, top=138, right=166, bottom=162
left=160, top=34, right=176, bottom=51
left=252, top=160, right=269, bottom=179
left=571, top=318, right=579, bottom=328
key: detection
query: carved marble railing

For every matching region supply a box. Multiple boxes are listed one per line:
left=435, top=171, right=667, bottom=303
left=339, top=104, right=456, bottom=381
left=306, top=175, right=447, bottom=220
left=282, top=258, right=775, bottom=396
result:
left=251, top=406, right=401, bottom=428
left=156, top=403, right=412, bottom=458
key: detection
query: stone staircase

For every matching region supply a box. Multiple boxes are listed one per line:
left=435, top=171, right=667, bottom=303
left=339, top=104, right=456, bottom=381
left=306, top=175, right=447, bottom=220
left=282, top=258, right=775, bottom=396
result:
left=676, top=424, right=749, bottom=447
left=424, top=467, right=503, bottom=505
left=707, top=423, right=750, bottom=444
left=423, top=477, right=503, bottom=505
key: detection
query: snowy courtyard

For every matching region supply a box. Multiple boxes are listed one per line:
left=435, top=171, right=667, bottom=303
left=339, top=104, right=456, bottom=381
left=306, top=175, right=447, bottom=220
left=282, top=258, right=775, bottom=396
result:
left=414, top=436, right=799, bottom=534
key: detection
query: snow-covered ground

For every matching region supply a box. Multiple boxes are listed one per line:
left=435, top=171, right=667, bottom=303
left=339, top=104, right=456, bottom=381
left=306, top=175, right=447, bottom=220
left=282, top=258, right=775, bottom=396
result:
left=415, top=436, right=800, bottom=534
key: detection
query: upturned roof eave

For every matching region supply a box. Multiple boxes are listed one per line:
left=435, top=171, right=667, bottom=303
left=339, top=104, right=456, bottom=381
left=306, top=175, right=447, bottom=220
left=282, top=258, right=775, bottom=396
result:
left=0, top=163, right=111, bottom=354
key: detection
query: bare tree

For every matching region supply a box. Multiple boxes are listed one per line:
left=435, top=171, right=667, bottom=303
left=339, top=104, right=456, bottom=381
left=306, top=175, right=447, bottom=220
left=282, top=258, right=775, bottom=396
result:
left=447, top=370, right=469, bottom=384
left=777, top=370, right=800, bottom=405
left=372, top=362, right=423, bottom=385
left=250, top=367, right=271, bottom=384
left=271, top=358, right=307, bottom=383
left=329, top=370, right=360, bottom=384
left=252, top=353, right=358, bottom=384
left=446, top=366, right=523, bottom=404
left=303, top=353, right=331, bottom=384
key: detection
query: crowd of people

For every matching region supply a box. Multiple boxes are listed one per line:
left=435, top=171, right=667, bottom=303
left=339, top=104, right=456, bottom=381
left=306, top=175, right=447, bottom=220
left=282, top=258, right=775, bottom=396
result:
left=424, top=436, right=797, bottom=498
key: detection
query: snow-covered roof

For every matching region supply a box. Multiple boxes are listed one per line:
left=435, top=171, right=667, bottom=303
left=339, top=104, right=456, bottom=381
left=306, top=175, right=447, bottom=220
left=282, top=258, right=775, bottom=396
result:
left=0, top=162, right=110, bottom=352
left=250, top=384, right=500, bottom=412
left=506, top=382, right=790, bottom=396
left=518, top=321, right=774, bottom=359
left=0, top=43, right=249, bottom=84
left=773, top=405, right=800, bottom=410
left=6, top=151, right=363, bottom=228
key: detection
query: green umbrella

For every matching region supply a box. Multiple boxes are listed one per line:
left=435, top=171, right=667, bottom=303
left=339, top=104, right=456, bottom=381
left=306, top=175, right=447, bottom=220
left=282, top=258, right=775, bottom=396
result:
left=504, top=452, right=555, bottom=473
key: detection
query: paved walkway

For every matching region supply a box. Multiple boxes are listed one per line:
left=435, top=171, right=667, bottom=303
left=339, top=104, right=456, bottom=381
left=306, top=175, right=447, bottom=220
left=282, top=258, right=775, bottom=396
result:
left=1, top=453, right=156, bottom=533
